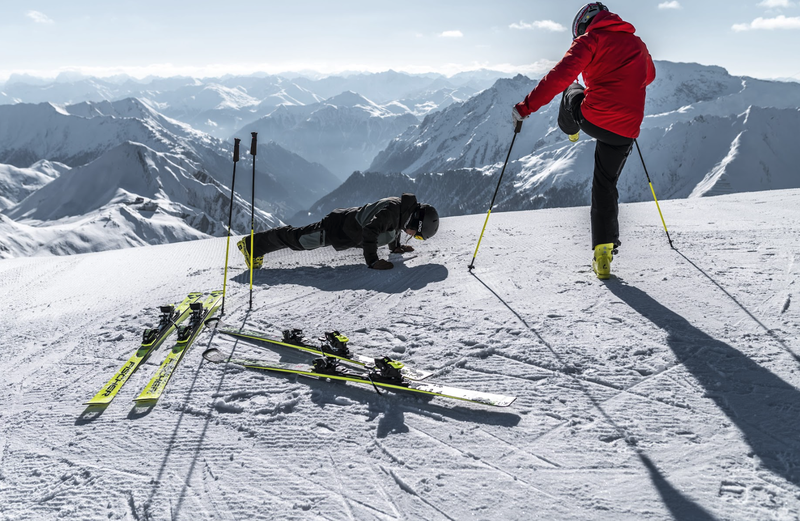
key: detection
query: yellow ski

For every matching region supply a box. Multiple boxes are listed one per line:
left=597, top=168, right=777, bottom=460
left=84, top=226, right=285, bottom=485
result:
left=203, top=348, right=517, bottom=408
left=85, top=292, right=203, bottom=405
left=134, top=290, right=223, bottom=403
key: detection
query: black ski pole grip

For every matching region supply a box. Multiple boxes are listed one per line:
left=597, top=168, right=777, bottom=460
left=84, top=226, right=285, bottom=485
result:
left=233, top=138, right=240, bottom=162
left=250, top=132, right=258, bottom=156
left=514, top=120, right=523, bottom=134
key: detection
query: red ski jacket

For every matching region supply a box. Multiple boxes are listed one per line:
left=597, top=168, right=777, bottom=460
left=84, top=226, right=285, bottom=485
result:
left=515, top=11, right=655, bottom=138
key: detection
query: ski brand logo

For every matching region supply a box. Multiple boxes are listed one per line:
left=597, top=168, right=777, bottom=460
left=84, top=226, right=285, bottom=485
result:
left=147, top=358, right=178, bottom=392
left=102, top=361, right=136, bottom=396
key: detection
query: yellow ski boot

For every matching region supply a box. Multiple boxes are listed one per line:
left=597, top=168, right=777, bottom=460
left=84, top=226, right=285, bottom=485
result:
left=592, top=243, right=614, bottom=280
left=237, top=238, right=263, bottom=269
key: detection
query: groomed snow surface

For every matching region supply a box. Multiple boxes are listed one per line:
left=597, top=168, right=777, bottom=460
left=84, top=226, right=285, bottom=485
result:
left=1, top=189, right=798, bottom=520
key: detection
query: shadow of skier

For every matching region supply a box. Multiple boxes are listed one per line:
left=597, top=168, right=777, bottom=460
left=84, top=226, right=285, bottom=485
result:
left=606, top=279, right=800, bottom=487
left=675, top=249, right=800, bottom=364
left=470, top=271, right=746, bottom=517
left=232, top=261, right=449, bottom=294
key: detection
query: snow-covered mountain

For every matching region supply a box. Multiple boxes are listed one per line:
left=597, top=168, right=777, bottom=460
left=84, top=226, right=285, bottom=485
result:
left=1, top=71, right=504, bottom=139
left=0, top=97, right=341, bottom=210
left=1, top=188, right=798, bottom=520
left=237, top=92, right=420, bottom=180
left=4, top=61, right=799, bottom=259
left=255, top=141, right=340, bottom=213
left=137, top=76, right=325, bottom=138
left=369, top=74, right=543, bottom=176
left=365, top=61, right=800, bottom=215
left=0, top=160, right=69, bottom=211
left=0, top=99, right=341, bottom=257
left=0, top=98, right=221, bottom=169
left=0, top=142, right=281, bottom=258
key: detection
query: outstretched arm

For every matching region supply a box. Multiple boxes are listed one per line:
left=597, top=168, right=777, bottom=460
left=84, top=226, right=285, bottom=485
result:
left=515, top=37, right=594, bottom=118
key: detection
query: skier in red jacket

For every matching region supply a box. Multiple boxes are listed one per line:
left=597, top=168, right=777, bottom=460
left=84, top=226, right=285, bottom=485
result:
left=513, top=3, right=655, bottom=279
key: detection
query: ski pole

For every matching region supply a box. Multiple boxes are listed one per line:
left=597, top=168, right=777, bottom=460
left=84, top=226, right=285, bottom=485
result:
left=221, top=138, right=241, bottom=316
left=634, top=139, right=674, bottom=249
left=468, top=120, right=523, bottom=270
left=249, top=132, right=258, bottom=310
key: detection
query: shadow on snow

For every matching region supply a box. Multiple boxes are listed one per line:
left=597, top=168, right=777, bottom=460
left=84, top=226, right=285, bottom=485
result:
left=233, top=261, right=449, bottom=294
left=606, top=280, right=800, bottom=488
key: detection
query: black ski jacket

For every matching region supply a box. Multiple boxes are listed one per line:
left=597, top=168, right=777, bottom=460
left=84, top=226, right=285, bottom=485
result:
left=321, top=193, right=419, bottom=266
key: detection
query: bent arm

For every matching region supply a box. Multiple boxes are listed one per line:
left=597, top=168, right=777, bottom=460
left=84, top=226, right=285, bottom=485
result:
left=361, top=207, right=397, bottom=266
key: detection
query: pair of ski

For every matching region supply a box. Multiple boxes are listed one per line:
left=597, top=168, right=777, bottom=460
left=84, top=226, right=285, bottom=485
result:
left=205, top=323, right=516, bottom=408
left=85, top=290, right=223, bottom=406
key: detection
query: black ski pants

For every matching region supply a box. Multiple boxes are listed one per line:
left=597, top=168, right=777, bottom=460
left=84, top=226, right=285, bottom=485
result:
left=559, top=82, right=634, bottom=249
left=251, top=221, right=328, bottom=256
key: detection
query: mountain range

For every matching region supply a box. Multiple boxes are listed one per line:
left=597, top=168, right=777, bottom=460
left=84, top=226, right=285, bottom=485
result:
left=237, top=91, right=420, bottom=180
left=2, top=62, right=799, bottom=258
left=311, top=61, right=800, bottom=220
left=0, top=70, right=506, bottom=140
left=0, top=98, right=337, bottom=257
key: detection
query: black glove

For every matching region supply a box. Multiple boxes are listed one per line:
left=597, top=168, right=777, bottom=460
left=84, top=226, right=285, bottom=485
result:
left=391, top=245, right=414, bottom=254
left=370, top=259, right=394, bottom=270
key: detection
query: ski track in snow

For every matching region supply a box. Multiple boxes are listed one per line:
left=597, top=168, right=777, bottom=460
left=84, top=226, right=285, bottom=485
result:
left=1, top=189, right=799, bottom=520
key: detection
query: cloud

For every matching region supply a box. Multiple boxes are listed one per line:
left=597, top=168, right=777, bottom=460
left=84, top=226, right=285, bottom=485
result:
left=439, top=30, right=463, bottom=38
left=732, top=15, right=800, bottom=31
left=26, top=11, right=54, bottom=24
left=758, top=0, right=794, bottom=7
left=658, top=1, right=682, bottom=9
left=509, top=20, right=567, bottom=32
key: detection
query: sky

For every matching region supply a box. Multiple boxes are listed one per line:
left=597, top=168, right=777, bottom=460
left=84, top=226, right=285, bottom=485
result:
left=1, top=0, right=799, bottom=82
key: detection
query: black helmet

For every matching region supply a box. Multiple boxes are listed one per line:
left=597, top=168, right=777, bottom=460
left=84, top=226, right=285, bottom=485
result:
left=412, top=204, right=439, bottom=240
left=572, top=2, right=609, bottom=39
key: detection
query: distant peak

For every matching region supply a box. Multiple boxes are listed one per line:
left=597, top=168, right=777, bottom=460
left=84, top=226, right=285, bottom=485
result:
left=325, top=91, right=374, bottom=107
left=48, top=102, right=71, bottom=116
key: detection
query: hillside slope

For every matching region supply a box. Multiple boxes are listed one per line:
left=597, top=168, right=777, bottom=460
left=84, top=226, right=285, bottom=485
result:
left=0, top=189, right=798, bottom=520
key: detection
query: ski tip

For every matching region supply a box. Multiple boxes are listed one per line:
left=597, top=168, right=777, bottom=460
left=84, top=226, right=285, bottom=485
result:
left=496, top=396, right=517, bottom=407
left=83, top=399, right=112, bottom=406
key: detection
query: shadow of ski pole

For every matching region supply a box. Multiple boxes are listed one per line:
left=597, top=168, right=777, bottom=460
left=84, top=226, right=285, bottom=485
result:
left=676, top=248, right=799, bottom=363
left=139, top=311, right=239, bottom=518
left=169, top=312, right=250, bottom=520
left=638, top=454, right=719, bottom=521
left=469, top=271, right=718, bottom=517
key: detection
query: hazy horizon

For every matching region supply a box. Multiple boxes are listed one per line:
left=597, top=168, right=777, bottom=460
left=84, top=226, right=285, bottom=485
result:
left=2, top=1, right=799, bottom=85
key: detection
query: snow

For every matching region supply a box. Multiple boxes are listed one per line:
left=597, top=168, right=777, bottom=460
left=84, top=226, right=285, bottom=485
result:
left=1, top=188, right=798, bottom=519
left=0, top=139, right=283, bottom=259
left=0, top=160, right=67, bottom=211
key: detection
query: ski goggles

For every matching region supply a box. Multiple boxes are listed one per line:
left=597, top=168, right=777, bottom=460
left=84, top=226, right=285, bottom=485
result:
left=413, top=207, right=426, bottom=240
